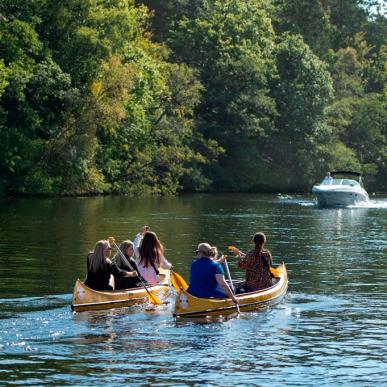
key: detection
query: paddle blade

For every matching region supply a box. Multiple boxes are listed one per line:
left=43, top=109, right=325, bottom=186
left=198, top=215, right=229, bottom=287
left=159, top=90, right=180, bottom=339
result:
left=228, top=245, right=237, bottom=251
left=147, top=291, right=163, bottom=305
left=170, top=271, right=189, bottom=291
left=270, top=266, right=280, bottom=278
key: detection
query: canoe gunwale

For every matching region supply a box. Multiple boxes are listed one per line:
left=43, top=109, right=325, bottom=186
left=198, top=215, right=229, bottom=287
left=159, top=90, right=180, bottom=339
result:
left=74, top=279, right=169, bottom=295
left=173, top=286, right=287, bottom=318
left=71, top=296, right=148, bottom=312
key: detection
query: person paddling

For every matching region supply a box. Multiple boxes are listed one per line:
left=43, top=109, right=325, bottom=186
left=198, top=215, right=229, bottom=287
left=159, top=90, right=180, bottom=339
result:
left=187, top=243, right=238, bottom=304
left=209, top=246, right=227, bottom=263
left=113, top=240, right=143, bottom=289
left=84, top=239, right=138, bottom=291
left=133, top=226, right=173, bottom=285
left=230, top=232, right=273, bottom=292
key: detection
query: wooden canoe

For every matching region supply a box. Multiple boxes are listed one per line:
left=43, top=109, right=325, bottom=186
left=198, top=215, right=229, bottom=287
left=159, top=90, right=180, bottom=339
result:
left=71, top=270, right=170, bottom=312
left=173, top=263, right=288, bottom=318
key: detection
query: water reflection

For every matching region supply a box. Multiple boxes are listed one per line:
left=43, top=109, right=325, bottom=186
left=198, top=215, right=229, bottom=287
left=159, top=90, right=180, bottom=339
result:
left=0, top=194, right=386, bottom=385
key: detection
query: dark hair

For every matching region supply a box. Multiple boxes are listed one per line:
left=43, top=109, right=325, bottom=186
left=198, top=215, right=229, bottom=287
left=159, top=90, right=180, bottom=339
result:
left=253, top=232, right=266, bottom=257
left=138, top=231, right=164, bottom=268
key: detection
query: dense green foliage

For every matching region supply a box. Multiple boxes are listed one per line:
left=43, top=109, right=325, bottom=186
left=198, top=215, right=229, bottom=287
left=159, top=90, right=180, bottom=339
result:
left=0, top=0, right=386, bottom=195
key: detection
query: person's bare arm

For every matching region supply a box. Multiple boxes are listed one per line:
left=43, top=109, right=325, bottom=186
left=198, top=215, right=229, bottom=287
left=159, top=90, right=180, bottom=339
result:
left=125, top=270, right=138, bottom=277
left=230, top=247, right=246, bottom=258
left=215, top=274, right=238, bottom=304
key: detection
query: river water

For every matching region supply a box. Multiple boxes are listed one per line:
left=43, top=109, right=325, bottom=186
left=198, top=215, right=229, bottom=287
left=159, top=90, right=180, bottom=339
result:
left=0, top=194, right=386, bottom=385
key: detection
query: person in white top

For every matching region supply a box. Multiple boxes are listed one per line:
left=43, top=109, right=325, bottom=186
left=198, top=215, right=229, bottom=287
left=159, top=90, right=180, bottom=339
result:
left=322, top=171, right=333, bottom=184
left=133, top=225, right=172, bottom=284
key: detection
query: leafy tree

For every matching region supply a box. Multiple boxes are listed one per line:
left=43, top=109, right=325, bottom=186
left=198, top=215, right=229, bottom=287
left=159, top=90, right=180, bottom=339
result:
left=343, top=95, right=386, bottom=174
left=269, top=34, right=333, bottom=188
left=323, top=28, right=386, bottom=187
left=1, top=0, right=386, bottom=195
left=167, top=0, right=277, bottom=190
left=137, top=0, right=205, bottom=40
left=0, top=60, right=10, bottom=97
left=271, top=0, right=333, bottom=57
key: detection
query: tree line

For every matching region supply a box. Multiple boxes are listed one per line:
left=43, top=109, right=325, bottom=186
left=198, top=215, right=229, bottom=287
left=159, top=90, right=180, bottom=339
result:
left=0, top=0, right=386, bottom=196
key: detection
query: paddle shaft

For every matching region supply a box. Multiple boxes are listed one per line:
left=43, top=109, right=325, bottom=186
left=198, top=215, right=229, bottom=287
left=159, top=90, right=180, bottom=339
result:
left=223, top=258, right=240, bottom=314
left=112, top=241, right=161, bottom=304
left=224, top=259, right=235, bottom=292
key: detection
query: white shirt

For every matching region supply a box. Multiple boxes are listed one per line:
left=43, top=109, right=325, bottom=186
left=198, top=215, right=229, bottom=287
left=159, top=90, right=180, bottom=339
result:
left=323, top=176, right=333, bottom=184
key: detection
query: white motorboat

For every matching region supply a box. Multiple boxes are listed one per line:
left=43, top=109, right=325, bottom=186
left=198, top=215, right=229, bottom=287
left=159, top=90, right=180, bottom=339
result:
left=312, top=171, right=369, bottom=207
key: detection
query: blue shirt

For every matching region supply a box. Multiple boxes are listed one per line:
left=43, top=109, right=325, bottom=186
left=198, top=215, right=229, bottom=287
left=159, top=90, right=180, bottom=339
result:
left=187, top=257, right=226, bottom=298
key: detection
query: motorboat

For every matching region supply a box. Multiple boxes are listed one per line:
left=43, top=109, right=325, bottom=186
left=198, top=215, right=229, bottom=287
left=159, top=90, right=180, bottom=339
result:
left=312, top=171, right=369, bottom=207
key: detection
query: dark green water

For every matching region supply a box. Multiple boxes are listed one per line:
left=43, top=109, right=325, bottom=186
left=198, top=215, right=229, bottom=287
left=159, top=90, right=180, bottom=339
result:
left=0, top=194, right=386, bottom=385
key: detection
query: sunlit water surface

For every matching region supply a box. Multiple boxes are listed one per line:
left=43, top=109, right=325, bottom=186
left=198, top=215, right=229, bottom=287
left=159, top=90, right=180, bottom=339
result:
left=0, top=194, right=386, bottom=385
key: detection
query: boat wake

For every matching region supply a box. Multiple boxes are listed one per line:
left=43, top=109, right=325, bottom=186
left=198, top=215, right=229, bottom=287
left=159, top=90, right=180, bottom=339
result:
left=0, top=294, right=72, bottom=318
left=276, top=194, right=387, bottom=209
left=276, top=194, right=315, bottom=207
left=348, top=198, right=387, bottom=209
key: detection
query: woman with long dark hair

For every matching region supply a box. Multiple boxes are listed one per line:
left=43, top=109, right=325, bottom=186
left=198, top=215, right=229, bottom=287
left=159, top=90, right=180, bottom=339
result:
left=134, top=226, right=172, bottom=284
left=232, top=232, right=273, bottom=292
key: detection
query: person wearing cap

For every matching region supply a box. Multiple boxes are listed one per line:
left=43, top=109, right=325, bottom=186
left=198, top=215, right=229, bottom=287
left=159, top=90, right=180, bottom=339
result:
left=187, top=243, right=238, bottom=304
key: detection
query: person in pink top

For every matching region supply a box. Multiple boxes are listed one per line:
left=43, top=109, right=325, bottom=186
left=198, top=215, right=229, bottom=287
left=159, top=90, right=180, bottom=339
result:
left=134, top=226, right=172, bottom=284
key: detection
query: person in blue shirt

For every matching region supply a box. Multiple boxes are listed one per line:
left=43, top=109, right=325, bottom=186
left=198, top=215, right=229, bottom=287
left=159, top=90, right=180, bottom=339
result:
left=187, top=242, right=238, bottom=304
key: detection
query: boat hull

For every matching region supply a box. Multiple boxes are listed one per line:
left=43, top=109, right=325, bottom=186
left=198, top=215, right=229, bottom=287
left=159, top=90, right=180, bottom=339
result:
left=71, top=270, right=170, bottom=312
left=173, top=263, right=288, bottom=318
left=312, top=186, right=369, bottom=207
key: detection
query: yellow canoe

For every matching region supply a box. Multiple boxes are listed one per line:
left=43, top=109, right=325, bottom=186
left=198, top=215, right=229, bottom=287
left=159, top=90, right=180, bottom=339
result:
left=173, top=263, right=288, bottom=318
left=71, top=270, right=170, bottom=312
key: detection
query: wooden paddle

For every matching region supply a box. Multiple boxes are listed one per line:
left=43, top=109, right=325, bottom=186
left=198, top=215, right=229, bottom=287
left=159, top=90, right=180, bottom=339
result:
left=170, top=271, right=189, bottom=291
left=228, top=245, right=280, bottom=278
left=108, top=237, right=163, bottom=305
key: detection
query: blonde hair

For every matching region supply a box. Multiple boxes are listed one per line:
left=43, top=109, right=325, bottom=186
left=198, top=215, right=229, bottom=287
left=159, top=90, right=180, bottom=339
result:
left=197, top=243, right=211, bottom=257
left=88, top=240, right=110, bottom=273
left=114, top=240, right=134, bottom=267
left=209, top=246, right=218, bottom=259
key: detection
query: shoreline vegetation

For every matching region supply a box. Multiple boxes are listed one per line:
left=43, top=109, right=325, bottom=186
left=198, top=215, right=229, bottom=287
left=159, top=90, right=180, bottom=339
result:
left=0, top=1, right=386, bottom=197
left=1, top=189, right=385, bottom=200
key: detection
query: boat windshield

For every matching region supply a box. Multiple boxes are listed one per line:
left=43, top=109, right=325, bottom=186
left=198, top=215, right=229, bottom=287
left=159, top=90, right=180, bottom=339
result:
left=321, top=178, right=336, bottom=185
left=342, top=179, right=360, bottom=186
left=320, top=178, right=360, bottom=186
